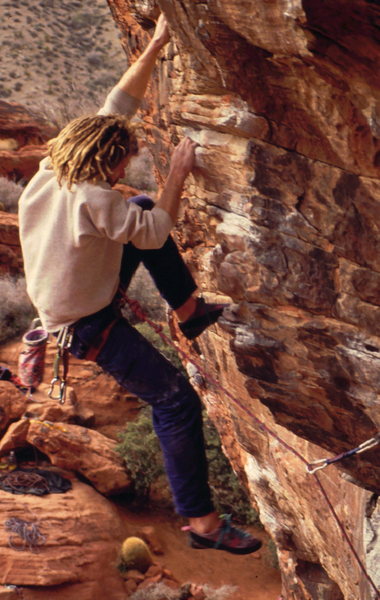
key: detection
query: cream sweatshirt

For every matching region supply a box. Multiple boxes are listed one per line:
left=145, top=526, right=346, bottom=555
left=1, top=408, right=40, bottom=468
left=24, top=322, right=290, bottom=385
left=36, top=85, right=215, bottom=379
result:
left=19, top=86, right=173, bottom=331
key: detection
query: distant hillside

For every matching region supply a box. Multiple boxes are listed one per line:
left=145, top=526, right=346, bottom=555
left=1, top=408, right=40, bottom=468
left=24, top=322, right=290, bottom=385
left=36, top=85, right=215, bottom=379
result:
left=0, top=0, right=127, bottom=123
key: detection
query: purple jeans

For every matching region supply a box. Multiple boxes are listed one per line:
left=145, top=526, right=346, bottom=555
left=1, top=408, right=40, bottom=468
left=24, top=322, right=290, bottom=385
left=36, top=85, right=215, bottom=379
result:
left=70, top=196, right=214, bottom=517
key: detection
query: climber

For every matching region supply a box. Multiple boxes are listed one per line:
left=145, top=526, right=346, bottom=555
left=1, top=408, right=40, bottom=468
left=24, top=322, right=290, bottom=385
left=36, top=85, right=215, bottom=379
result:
left=18, top=14, right=262, bottom=555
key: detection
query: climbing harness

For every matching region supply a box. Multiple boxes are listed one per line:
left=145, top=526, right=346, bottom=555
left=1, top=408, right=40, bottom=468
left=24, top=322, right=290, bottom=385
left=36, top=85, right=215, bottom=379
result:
left=83, top=317, right=119, bottom=362
left=48, top=326, right=73, bottom=404
left=120, top=292, right=380, bottom=599
left=307, top=433, right=380, bottom=475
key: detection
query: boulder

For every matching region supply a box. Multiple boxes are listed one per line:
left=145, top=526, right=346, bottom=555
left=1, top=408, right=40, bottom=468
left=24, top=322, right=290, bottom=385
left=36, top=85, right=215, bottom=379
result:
left=0, top=416, right=130, bottom=496
left=0, top=477, right=127, bottom=600
left=0, top=381, right=28, bottom=434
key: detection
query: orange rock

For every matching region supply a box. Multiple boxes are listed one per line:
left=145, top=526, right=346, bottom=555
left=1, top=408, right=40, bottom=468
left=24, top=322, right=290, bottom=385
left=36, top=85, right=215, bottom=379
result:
left=0, top=400, right=131, bottom=495
left=145, top=564, right=164, bottom=578
left=123, top=570, right=145, bottom=583
left=0, top=478, right=126, bottom=598
left=123, top=579, right=138, bottom=595
left=0, top=381, right=28, bottom=434
left=0, top=100, right=56, bottom=181
left=138, top=525, right=164, bottom=555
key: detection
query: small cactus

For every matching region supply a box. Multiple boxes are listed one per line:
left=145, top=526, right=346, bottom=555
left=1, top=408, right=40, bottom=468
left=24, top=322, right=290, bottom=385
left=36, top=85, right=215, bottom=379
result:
left=120, top=536, right=153, bottom=573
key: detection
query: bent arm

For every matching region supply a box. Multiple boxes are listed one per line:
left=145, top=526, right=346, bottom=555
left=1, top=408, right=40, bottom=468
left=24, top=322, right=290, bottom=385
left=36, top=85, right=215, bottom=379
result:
left=157, top=138, right=198, bottom=223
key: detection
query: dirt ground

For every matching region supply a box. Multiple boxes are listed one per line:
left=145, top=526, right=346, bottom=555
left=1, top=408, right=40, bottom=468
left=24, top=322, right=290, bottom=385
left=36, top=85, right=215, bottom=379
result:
left=116, top=503, right=282, bottom=600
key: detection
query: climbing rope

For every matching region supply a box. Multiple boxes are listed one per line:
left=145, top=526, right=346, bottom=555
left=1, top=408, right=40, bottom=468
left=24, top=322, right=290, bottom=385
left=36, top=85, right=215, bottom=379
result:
left=1, top=471, right=49, bottom=495
left=122, top=293, right=380, bottom=599
left=5, top=517, right=46, bottom=552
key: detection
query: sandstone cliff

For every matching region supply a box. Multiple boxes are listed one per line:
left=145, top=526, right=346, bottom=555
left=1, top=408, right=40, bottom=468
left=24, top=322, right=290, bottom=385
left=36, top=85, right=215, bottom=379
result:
left=107, top=2, right=380, bottom=599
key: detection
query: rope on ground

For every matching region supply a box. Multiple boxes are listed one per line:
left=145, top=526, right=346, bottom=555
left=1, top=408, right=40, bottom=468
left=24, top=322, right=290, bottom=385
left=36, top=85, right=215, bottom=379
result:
left=122, top=294, right=380, bottom=599
left=1, top=471, right=49, bottom=495
left=5, top=517, right=46, bottom=552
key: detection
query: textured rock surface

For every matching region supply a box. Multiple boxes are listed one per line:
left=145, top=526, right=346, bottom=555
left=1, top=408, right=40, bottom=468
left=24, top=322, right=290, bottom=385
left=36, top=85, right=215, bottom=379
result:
left=108, top=2, right=380, bottom=599
left=0, top=477, right=128, bottom=599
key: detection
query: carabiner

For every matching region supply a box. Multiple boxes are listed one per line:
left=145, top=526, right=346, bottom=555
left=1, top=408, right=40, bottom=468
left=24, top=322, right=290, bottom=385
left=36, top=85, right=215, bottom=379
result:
left=48, top=376, right=62, bottom=400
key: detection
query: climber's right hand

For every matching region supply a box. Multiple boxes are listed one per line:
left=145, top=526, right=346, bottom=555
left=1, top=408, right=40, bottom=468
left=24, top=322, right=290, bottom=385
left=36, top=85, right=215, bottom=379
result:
left=169, top=137, right=198, bottom=181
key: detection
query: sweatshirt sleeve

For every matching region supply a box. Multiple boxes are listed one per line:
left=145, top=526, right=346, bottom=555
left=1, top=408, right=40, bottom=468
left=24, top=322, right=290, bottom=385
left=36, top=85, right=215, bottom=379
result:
left=97, top=86, right=141, bottom=117
left=83, top=185, right=173, bottom=250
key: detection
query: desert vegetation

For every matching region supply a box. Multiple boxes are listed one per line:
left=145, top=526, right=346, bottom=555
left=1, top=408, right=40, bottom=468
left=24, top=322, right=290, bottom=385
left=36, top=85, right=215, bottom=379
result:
left=0, top=0, right=126, bottom=113
left=0, top=177, right=23, bottom=213
left=0, top=276, right=36, bottom=344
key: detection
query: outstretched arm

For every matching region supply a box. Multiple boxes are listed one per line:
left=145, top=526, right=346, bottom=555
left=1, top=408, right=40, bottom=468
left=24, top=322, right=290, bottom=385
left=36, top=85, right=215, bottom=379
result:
left=116, top=14, right=170, bottom=100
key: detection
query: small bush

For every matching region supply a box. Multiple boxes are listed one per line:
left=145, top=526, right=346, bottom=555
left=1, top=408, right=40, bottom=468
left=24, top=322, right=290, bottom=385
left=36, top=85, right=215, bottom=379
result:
left=0, top=276, right=36, bottom=345
left=0, top=178, right=23, bottom=213
left=116, top=407, right=165, bottom=502
left=117, top=406, right=260, bottom=525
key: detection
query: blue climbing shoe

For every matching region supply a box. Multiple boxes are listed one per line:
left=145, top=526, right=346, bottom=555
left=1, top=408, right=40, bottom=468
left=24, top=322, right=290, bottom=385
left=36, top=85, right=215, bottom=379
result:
left=183, top=514, right=262, bottom=555
left=179, top=298, right=227, bottom=340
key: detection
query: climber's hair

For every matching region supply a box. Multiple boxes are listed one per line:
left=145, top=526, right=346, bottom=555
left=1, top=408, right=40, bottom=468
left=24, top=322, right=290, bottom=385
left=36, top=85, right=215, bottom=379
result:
left=47, top=114, right=138, bottom=189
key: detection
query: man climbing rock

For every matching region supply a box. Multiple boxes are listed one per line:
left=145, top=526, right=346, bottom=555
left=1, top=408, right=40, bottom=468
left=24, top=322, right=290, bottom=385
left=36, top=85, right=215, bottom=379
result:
left=19, top=14, right=262, bottom=555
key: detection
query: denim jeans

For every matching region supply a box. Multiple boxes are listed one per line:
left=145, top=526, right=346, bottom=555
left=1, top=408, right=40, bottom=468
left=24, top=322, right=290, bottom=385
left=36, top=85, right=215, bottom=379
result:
left=69, top=195, right=214, bottom=517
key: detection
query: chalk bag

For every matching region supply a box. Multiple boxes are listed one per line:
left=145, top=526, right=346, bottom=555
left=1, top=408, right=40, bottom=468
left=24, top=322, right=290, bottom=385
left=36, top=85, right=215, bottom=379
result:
left=18, top=319, right=49, bottom=390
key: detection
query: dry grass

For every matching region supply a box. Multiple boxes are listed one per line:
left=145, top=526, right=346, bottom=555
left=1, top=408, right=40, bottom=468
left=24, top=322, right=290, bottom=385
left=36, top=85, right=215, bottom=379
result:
left=0, top=177, right=24, bottom=213
left=0, top=276, right=36, bottom=344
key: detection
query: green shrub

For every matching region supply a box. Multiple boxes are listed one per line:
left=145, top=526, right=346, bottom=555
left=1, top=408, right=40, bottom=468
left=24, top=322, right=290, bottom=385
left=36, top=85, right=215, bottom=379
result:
left=117, top=406, right=260, bottom=525
left=116, top=407, right=165, bottom=502
left=0, top=276, right=36, bottom=345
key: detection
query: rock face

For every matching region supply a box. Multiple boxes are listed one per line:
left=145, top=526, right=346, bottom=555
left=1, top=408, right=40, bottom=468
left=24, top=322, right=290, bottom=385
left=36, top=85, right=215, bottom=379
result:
left=108, top=2, right=380, bottom=599
left=0, top=100, right=55, bottom=181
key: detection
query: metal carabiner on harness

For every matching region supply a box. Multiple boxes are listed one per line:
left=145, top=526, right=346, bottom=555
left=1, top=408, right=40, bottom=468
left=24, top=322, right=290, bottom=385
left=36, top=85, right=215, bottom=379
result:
left=48, top=326, right=73, bottom=404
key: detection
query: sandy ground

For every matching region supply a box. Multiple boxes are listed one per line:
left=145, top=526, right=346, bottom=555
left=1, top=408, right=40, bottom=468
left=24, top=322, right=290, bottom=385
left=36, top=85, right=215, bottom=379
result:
left=0, top=0, right=127, bottom=123
left=115, top=503, right=282, bottom=600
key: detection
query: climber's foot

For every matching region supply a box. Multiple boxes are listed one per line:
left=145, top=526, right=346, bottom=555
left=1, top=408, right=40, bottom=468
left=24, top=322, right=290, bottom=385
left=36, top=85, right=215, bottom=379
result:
left=182, top=515, right=262, bottom=555
left=179, top=298, right=227, bottom=340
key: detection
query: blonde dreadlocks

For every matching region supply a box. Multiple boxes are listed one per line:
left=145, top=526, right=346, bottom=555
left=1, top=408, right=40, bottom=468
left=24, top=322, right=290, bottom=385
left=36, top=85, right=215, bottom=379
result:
left=47, top=114, right=138, bottom=189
